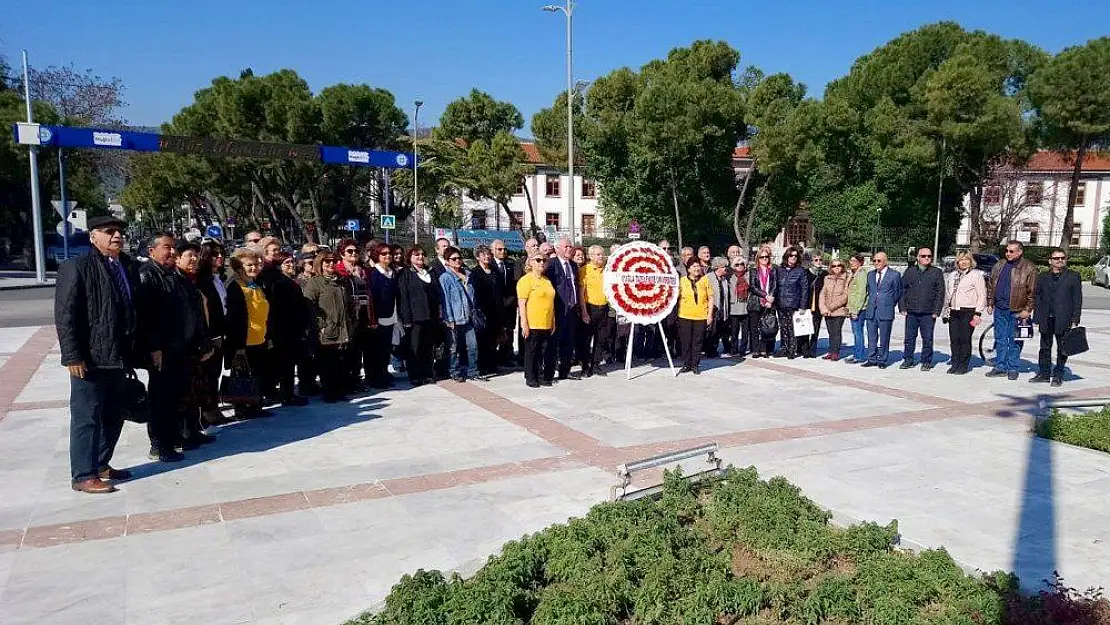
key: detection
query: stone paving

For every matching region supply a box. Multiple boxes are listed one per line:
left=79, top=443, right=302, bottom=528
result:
left=1, top=312, right=1109, bottom=624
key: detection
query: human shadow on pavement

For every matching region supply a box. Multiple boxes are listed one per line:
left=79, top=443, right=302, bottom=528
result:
left=123, top=395, right=388, bottom=482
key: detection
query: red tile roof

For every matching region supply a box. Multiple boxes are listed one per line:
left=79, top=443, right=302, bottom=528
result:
left=1024, top=150, right=1110, bottom=172
left=733, top=146, right=751, bottom=159
left=521, top=142, right=542, bottom=164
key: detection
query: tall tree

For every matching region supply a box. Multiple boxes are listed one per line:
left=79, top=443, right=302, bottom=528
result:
left=1028, top=37, right=1110, bottom=251
left=435, top=89, right=523, bottom=144
left=530, top=88, right=586, bottom=170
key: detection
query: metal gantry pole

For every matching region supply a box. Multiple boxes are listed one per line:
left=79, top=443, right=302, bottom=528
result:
left=58, top=149, right=69, bottom=261
left=933, top=137, right=945, bottom=256
left=413, top=100, right=423, bottom=245
left=565, top=0, right=575, bottom=244
left=22, top=50, right=47, bottom=283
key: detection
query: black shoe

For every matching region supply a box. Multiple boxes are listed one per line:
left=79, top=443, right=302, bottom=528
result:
left=583, top=368, right=594, bottom=379
left=692, top=366, right=701, bottom=375
left=1051, top=376, right=1063, bottom=387
left=953, top=367, right=969, bottom=375
left=946, top=366, right=956, bottom=374
left=899, top=360, right=915, bottom=370
left=155, top=449, right=184, bottom=463
left=803, top=353, right=816, bottom=359
left=424, top=378, right=438, bottom=386
left=282, top=395, right=309, bottom=407
left=921, top=362, right=934, bottom=372
left=299, top=383, right=320, bottom=396
left=541, top=379, right=553, bottom=387
left=860, top=361, right=879, bottom=368
left=878, top=362, right=889, bottom=369
left=526, top=380, right=541, bottom=388
left=1030, top=373, right=1052, bottom=383
left=1007, top=371, right=1019, bottom=381
left=594, top=368, right=608, bottom=377
left=984, top=368, right=1007, bottom=378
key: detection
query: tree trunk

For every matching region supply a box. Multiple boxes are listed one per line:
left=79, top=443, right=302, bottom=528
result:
left=670, top=167, right=684, bottom=249
left=1058, top=137, right=1088, bottom=252
left=732, top=160, right=756, bottom=250
left=521, top=182, right=540, bottom=237
left=967, top=186, right=983, bottom=253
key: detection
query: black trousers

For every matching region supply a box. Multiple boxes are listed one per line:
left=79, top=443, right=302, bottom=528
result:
left=270, top=341, right=298, bottom=400
left=777, top=307, right=798, bottom=355
left=523, top=329, right=556, bottom=384
left=407, top=320, right=437, bottom=382
left=298, top=346, right=318, bottom=393
left=554, top=305, right=580, bottom=377
left=69, top=369, right=127, bottom=482
left=948, top=308, right=976, bottom=371
left=798, top=311, right=823, bottom=356
left=678, top=317, right=707, bottom=369
left=750, top=308, right=776, bottom=355
left=729, top=315, right=749, bottom=354
left=147, top=353, right=188, bottom=453
left=368, top=324, right=394, bottom=385
left=1038, top=319, right=1068, bottom=375
left=202, top=345, right=224, bottom=411
left=476, top=321, right=499, bottom=375
left=825, top=316, right=845, bottom=356
left=346, top=326, right=370, bottom=388
left=498, top=302, right=517, bottom=364
left=316, top=344, right=347, bottom=399
left=579, top=303, right=612, bottom=370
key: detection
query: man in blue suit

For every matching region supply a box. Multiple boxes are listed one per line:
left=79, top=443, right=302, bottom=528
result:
left=545, top=237, right=582, bottom=380
left=861, top=252, right=903, bottom=368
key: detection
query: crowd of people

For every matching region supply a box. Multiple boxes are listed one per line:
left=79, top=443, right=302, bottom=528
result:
left=55, top=215, right=1083, bottom=494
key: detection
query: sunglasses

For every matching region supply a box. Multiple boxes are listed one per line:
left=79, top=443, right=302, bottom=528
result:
left=918, top=254, right=932, bottom=258
left=448, top=256, right=462, bottom=261
left=758, top=255, right=770, bottom=259
left=378, top=251, right=392, bottom=257
left=1050, top=256, right=1066, bottom=261
left=98, top=227, right=123, bottom=236
left=1005, top=249, right=1019, bottom=254
left=831, top=264, right=844, bottom=268
left=344, top=248, right=358, bottom=254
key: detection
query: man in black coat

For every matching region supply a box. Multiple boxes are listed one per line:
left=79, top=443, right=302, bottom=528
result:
left=898, top=247, right=946, bottom=370
left=544, top=237, right=583, bottom=379
left=54, top=216, right=137, bottom=494
left=491, top=239, right=518, bottom=366
left=1032, top=249, right=1083, bottom=387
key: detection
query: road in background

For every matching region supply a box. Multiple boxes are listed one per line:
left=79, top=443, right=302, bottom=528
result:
left=0, top=287, right=54, bottom=328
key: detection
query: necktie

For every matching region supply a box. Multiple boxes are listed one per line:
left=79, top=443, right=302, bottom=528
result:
left=876, top=270, right=883, bottom=288
left=108, top=257, right=131, bottom=305
left=564, top=261, right=576, bottom=303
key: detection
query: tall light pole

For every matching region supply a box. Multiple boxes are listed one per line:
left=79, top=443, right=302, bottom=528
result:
left=413, top=99, right=423, bottom=245
left=22, top=51, right=47, bottom=283
left=544, top=0, right=575, bottom=242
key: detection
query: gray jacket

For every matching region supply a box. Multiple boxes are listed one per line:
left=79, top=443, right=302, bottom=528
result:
left=709, top=272, right=749, bottom=319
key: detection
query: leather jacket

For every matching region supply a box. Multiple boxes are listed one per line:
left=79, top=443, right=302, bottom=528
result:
left=988, top=257, right=1036, bottom=314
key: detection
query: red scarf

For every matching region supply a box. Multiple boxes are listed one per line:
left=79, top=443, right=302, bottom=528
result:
left=734, top=269, right=750, bottom=300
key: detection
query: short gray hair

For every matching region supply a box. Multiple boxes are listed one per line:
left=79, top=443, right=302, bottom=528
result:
left=711, top=256, right=729, bottom=269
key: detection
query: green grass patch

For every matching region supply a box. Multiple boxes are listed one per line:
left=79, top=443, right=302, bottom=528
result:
left=347, top=467, right=1109, bottom=625
left=1035, top=407, right=1110, bottom=453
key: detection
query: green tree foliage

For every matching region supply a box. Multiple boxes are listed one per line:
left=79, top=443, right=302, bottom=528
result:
left=1028, top=37, right=1110, bottom=251
left=576, top=41, right=748, bottom=246
left=530, top=89, right=586, bottom=172
left=435, top=89, right=524, bottom=145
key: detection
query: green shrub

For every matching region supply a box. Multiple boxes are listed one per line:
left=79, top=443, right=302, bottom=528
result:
left=1036, top=408, right=1110, bottom=453
left=1035, top=265, right=1096, bottom=281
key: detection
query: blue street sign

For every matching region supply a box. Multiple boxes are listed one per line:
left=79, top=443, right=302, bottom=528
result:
left=345, top=219, right=361, bottom=232
left=205, top=224, right=224, bottom=239
left=453, top=229, right=526, bottom=252
left=380, top=214, right=397, bottom=230
left=319, top=146, right=417, bottom=169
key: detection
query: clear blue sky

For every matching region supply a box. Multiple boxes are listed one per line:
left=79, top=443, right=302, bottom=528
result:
left=4, top=0, right=1108, bottom=134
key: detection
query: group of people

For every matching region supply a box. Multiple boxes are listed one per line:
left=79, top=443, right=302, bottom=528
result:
left=55, top=213, right=1083, bottom=495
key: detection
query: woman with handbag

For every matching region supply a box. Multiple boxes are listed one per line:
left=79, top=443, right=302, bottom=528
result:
left=819, top=259, right=850, bottom=361
left=676, top=258, right=714, bottom=374
left=301, top=252, right=357, bottom=402
left=438, top=246, right=480, bottom=383
left=224, top=248, right=272, bottom=419
left=748, top=245, right=778, bottom=358
left=196, top=241, right=230, bottom=426
left=943, top=251, right=987, bottom=375
left=335, top=237, right=375, bottom=392
left=367, top=243, right=400, bottom=388
left=397, top=246, right=442, bottom=387
left=775, top=246, right=810, bottom=359
left=470, top=245, right=503, bottom=377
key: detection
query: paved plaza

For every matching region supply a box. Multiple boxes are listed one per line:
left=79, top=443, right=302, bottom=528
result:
left=1, top=311, right=1109, bottom=624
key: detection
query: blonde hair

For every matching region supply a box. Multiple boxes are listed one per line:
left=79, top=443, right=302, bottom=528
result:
left=955, top=251, right=976, bottom=270
left=229, top=248, right=263, bottom=278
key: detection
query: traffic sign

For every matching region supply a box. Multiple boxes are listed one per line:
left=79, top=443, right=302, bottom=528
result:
left=226, top=216, right=236, bottom=226
left=628, top=220, right=641, bottom=234
left=380, top=214, right=396, bottom=230
left=51, top=200, right=78, bottom=220
left=345, top=219, right=361, bottom=232
left=205, top=224, right=224, bottom=239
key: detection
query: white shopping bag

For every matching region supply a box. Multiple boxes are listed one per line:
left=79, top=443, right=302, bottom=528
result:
left=792, top=310, right=814, bottom=336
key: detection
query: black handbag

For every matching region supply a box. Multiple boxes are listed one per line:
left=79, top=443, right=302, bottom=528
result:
left=1061, top=326, right=1089, bottom=357
left=220, top=356, right=261, bottom=405
left=122, top=369, right=150, bottom=424
left=759, top=311, right=779, bottom=337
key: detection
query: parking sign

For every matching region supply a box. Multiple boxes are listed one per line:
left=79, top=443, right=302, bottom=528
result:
left=345, top=219, right=361, bottom=232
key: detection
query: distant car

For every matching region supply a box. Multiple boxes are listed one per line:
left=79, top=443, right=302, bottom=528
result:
left=1094, top=255, right=1110, bottom=288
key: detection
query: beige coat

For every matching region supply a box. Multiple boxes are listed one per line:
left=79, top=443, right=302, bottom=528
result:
left=943, top=268, right=987, bottom=317
left=819, top=273, right=850, bottom=317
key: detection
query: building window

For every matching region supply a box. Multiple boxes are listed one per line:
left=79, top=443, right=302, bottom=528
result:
left=545, top=174, right=561, bottom=197
left=1025, top=181, right=1042, bottom=205
left=1074, top=182, right=1086, bottom=206
left=515, top=178, right=526, bottom=196
left=785, top=215, right=812, bottom=248
left=471, top=209, right=487, bottom=230
left=1071, top=223, right=1083, bottom=247
left=581, top=214, right=596, bottom=236
left=984, top=186, right=1001, bottom=205
left=1021, top=220, right=1039, bottom=245
left=509, top=211, right=524, bottom=230
left=545, top=213, right=561, bottom=228
left=582, top=179, right=596, bottom=199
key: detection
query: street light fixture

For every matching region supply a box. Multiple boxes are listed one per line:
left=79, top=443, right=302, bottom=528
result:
left=413, top=99, right=423, bottom=245
left=543, top=0, right=576, bottom=242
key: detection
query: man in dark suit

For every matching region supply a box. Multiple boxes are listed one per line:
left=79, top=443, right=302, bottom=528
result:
left=491, top=239, right=519, bottom=366
left=861, top=252, right=904, bottom=368
left=545, top=237, right=582, bottom=379
left=1032, top=249, right=1083, bottom=387
left=428, top=237, right=451, bottom=279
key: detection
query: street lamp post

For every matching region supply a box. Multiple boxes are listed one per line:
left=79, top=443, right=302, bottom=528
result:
left=413, top=99, right=423, bottom=245
left=544, top=0, right=575, bottom=243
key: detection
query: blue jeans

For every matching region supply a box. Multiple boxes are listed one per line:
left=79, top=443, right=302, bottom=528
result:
left=867, top=317, right=893, bottom=364
left=851, top=315, right=867, bottom=361
left=448, top=322, right=477, bottom=379
left=903, top=312, right=936, bottom=364
left=992, top=309, right=1025, bottom=372
left=69, top=369, right=127, bottom=483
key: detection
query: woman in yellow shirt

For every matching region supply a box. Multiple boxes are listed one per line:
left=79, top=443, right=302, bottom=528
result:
left=517, top=252, right=557, bottom=388
left=225, top=248, right=272, bottom=418
left=677, top=257, right=714, bottom=374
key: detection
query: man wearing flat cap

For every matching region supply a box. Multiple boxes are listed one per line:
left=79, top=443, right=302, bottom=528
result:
left=54, top=215, right=138, bottom=494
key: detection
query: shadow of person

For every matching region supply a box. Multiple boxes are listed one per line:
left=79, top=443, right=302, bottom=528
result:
left=122, top=396, right=388, bottom=482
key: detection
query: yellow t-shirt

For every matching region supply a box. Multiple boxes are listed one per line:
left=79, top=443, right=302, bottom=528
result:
left=678, top=276, right=711, bottom=321
left=578, top=263, right=608, bottom=306
left=242, top=284, right=270, bottom=346
left=516, top=273, right=556, bottom=331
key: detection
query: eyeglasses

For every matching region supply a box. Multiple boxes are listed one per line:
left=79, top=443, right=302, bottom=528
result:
left=1005, top=249, right=1019, bottom=254
left=1050, top=256, right=1066, bottom=261
left=918, top=254, right=932, bottom=259
left=96, top=227, right=123, bottom=236
left=831, top=263, right=844, bottom=268
left=321, top=259, right=337, bottom=264
left=344, top=248, right=358, bottom=254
